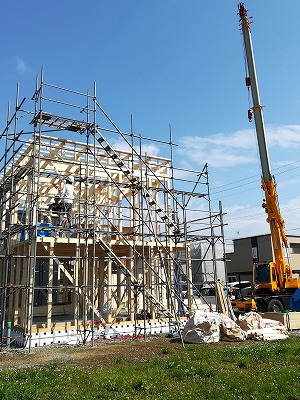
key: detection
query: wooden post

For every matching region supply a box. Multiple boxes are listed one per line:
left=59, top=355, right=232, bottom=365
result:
left=47, top=242, right=54, bottom=328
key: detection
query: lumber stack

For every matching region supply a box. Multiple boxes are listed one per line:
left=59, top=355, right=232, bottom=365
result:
left=263, top=311, right=300, bottom=330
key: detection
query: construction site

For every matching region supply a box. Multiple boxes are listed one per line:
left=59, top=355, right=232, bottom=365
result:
left=0, top=71, right=226, bottom=350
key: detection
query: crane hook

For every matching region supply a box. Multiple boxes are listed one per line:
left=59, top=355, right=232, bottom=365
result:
left=248, top=109, right=253, bottom=122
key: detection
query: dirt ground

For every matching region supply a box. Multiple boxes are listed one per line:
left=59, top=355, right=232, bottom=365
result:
left=1, top=323, right=296, bottom=371
left=0, top=336, right=181, bottom=370
left=0, top=336, right=247, bottom=371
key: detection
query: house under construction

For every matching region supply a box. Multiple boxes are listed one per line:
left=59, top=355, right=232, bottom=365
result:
left=0, top=72, right=226, bottom=349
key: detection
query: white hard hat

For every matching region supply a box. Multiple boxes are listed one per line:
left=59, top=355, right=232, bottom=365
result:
left=66, top=175, right=74, bottom=183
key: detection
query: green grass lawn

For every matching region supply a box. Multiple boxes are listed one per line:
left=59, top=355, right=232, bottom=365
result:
left=0, top=337, right=300, bottom=400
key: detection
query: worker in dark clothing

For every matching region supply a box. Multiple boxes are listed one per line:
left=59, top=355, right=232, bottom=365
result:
left=59, top=175, right=74, bottom=227
left=48, top=195, right=62, bottom=213
left=48, top=195, right=62, bottom=226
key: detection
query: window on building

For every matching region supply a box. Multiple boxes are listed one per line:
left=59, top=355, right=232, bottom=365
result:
left=227, top=274, right=237, bottom=283
left=252, top=247, right=258, bottom=259
left=289, top=243, right=300, bottom=254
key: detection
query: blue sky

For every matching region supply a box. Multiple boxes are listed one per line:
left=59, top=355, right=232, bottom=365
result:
left=1, top=1, right=300, bottom=248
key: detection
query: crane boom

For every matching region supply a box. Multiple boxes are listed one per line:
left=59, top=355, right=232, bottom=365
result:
left=238, top=3, right=300, bottom=301
left=238, top=3, right=271, bottom=183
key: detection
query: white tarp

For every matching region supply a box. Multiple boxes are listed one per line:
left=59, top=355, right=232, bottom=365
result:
left=182, top=311, right=288, bottom=344
left=236, top=311, right=288, bottom=341
left=182, top=311, right=220, bottom=344
left=182, top=311, right=246, bottom=344
left=237, top=311, right=287, bottom=331
left=218, top=314, right=247, bottom=342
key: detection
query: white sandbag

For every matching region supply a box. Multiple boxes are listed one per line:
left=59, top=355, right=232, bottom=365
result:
left=237, top=311, right=287, bottom=334
left=237, top=311, right=288, bottom=340
left=182, top=311, right=220, bottom=344
left=218, top=314, right=246, bottom=342
left=236, top=311, right=263, bottom=330
left=260, top=317, right=286, bottom=331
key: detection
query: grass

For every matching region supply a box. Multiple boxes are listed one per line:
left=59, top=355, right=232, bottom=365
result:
left=1, top=338, right=300, bottom=400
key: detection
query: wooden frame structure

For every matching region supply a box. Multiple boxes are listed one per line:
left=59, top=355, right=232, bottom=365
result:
left=0, top=74, right=225, bottom=349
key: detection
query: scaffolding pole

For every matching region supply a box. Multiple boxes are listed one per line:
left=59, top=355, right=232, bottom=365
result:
left=0, top=75, right=226, bottom=350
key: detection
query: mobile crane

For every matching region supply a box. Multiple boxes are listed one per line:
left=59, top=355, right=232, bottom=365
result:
left=238, top=2, right=300, bottom=312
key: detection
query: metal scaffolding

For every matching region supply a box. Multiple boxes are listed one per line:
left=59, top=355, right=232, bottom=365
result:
left=0, top=70, right=226, bottom=349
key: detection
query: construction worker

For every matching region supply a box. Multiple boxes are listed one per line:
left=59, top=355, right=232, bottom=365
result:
left=59, top=175, right=74, bottom=227
left=47, top=195, right=62, bottom=226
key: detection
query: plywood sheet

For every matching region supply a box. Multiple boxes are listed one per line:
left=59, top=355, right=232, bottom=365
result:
left=263, top=312, right=300, bottom=330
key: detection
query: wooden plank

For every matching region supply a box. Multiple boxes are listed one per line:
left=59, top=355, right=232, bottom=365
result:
left=215, top=281, right=228, bottom=316
left=264, top=311, right=300, bottom=330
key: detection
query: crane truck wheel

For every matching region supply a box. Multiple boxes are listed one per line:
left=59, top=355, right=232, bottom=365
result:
left=267, top=299, right=283, bottom=313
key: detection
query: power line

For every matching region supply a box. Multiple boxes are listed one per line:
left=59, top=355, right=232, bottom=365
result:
left=211, top=158, right=300, bottom=197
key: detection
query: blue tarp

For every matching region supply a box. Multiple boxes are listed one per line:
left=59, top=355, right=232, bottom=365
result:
left=290, top=288, right=300, bottom=311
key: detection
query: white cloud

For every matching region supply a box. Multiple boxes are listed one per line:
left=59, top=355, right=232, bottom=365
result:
left=177, top=124, right=300, bottom=168
left=223, top=194, right=300, bottom=246
left=16, top=57, right=30, bottom=73
left=267, top=124, right=300, bottom=148
left=110, top=138, right=160, bottom=156
left=174, top=123, right=300, bottom=247
left=139, top=143, right=160, bottom=156
left=278, top=176, right=300, bottom=189
left=177, top=129, right=257, bottom=167
left=224, top=203, right=267, bottom=242
left=281, top=196, right=300, bottom=233
left=225, top=203, right=248, bottom=215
